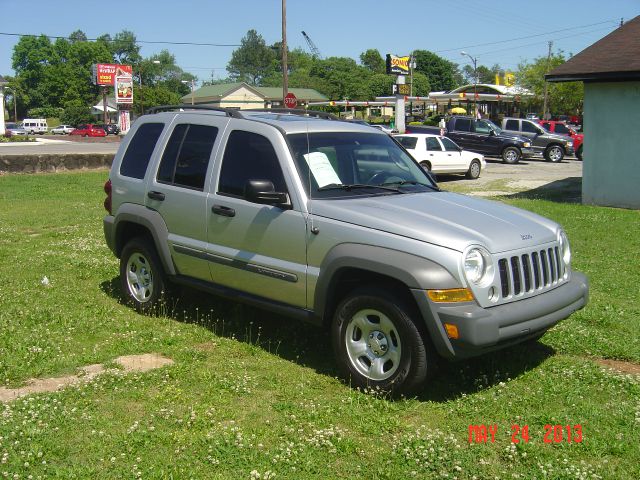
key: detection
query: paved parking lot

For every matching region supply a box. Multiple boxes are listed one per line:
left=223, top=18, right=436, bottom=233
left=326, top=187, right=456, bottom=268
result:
left=436, top=157, right=583, bottom=198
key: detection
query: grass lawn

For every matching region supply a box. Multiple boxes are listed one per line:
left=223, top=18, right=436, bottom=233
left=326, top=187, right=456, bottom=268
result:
left=0, top=170, right=638, bottom=479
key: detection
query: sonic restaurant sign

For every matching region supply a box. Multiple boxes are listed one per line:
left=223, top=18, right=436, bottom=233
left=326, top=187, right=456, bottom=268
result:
left=92, top=64, right=133, bottom=86
left=386, top=54, right=411, bottom=75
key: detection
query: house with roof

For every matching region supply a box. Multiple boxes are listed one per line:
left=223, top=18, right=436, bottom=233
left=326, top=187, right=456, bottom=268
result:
left=546, top=16, right=640, bottom=209
left=180, top=82, right=328, bottom=109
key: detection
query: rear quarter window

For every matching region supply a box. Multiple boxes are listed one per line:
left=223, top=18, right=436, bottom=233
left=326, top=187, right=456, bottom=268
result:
left=505, top=119, right=519, bottom=131
left=119, top=123, right=165, bottom=179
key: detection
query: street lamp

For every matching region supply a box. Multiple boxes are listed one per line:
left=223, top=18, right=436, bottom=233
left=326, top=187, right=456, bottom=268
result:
left=460, top=51, right=478, bottom=117
left=181, top=79, right=196, bottom=105
left=139, top=60, right=161, bottom=115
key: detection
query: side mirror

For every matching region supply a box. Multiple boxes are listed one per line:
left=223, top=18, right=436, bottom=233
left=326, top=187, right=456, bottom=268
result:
left=489, top=129, right=496, bottom=136
left=244, top=179, right=291, bottom=208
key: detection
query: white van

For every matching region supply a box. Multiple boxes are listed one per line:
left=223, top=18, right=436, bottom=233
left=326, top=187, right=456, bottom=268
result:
left=21, top=119, right=48, bottom=134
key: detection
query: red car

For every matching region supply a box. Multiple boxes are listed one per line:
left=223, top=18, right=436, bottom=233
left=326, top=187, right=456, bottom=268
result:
left=538, top=120, right=583, bottom=160
left=69, top=124, right=106, bottom=137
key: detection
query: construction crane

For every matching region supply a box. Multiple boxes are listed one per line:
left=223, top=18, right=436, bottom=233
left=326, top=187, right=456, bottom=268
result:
left=301, top=31, right=322, bottom=59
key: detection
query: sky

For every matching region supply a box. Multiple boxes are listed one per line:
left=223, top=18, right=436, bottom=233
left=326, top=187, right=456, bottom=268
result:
left=1, top=0, right=638, bottom=84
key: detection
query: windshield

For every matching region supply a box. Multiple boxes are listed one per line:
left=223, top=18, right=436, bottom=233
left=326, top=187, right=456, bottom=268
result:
left=288, top=132, right=437, bottom=199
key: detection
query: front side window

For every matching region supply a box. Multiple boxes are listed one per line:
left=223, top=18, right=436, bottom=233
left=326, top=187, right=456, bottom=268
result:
left=440, top=137, right=460, bottom=152
left=474, top=120, right=493, bottom=134
left=554, top=123, right=571, bottom=134
left=288, top=132, right=437, bottom=199
left=522, top=121, right=540, bottom=134
left=157, top=124, right=218, bottom=190
left=218, top=130, right=287, bottom=197
left=120, top=122, right=165, bottom=179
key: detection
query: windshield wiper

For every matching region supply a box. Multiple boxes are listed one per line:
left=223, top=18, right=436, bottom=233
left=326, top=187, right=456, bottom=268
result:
left=318, top=183, right=405, bottom=193
left=381, top=180, right=440, bottom=191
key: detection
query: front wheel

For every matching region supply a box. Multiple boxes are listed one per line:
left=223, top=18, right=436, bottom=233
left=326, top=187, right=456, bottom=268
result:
left=120, top=237, right=168, bottom=313
left=501, top=146, right=521, bottom=164
left=332, top=287, right=431, bottom=395
left=466, top=159, right=481, bottom=179
left=544, top=145, right=564, bottom=162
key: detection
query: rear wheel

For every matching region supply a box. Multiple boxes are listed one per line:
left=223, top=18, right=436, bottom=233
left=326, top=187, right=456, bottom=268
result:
left=332, top=287, right=432, bottom=395
left=544, top=145, right=564, bottom=162
left=420, top=161, right=432, bottom=172
left=501, top=146, right=521, bottom=164
left=120, top=237, right=168, bottom=313
left=466, top=159, right=481, bottom=179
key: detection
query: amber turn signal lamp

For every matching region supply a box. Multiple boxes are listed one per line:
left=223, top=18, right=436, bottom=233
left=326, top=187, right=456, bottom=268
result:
left=444, top=323, right=459, bottom=339
left=427, top=288, right=474, bottom=303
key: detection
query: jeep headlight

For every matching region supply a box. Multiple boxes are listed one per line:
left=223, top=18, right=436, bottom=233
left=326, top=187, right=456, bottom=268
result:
left=463, top=247, right=493, bottom=285
left=558, top=230, right=571, bottom=266
left=523, top=142, right=531, bottom=148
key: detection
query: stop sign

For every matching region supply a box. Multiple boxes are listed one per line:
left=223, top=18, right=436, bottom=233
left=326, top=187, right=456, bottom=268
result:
left=284, top=92, right=297, bottom=109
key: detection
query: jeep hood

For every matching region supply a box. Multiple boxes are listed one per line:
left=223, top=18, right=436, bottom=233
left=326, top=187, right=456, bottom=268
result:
left=310, top=192, right=559, bottom=253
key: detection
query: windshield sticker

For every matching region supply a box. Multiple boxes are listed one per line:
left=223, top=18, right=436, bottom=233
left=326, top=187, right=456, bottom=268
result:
left=303, top=152, right=342, bottom=188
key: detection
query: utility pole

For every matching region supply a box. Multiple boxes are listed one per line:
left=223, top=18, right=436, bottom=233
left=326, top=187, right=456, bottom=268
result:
left=282, top=0, right=288, bottom=106
left=542, top=41, right=553, bottom=120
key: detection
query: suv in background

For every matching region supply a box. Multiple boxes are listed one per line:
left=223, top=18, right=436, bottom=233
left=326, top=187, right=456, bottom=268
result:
left=97, top=123, right=121, bottom=135
left=501, top=117, right=574, bottom=162
left=70, top=124, right=106, bottom=137
left=103, top=106, right=588, bottom=394
left=539, top=120, right=583, bottom=161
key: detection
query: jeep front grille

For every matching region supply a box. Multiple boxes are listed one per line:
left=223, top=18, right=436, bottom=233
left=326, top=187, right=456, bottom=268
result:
left=497, top=245, right=565, bottom=300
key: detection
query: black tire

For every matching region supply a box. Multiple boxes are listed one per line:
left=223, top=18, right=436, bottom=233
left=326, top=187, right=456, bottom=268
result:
left=544, top=144, right=564, bottom=162
left=331, top=287, right=432, bottom=395
left=465, top=159, right=481, bottom=179
left=501, top=146, right=521, bottom=164
left=119, top=237, right=168, bottom=313
left=420, top=161, right=432, bottom=171
left=576, top=145, right=583, bottom=161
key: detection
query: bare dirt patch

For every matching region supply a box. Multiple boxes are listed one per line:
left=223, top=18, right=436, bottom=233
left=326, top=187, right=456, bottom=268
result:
left=0, top=353, right=174, bottom=403
left=596, top=358, right=640, bottom=376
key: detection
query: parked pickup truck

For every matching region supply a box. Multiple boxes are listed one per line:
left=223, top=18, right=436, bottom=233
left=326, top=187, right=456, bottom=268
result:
left=501, top=118, right=574, bottom=162
left=539, top=120, right=583, bottom=161
left=407, top=116, right=535, bottom=164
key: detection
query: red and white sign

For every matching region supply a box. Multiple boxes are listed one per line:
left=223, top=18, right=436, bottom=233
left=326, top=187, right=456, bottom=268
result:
left=284, top=92, right=297, bottom=109
left=115, top=76, right=134, bottom=104
left=94, top=64, right=133, bottom=86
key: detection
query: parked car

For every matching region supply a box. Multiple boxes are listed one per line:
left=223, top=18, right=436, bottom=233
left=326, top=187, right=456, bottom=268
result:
left=525, top=113, right=540, bottom=120
left=103, top=106, right=588, bottom=395
left=370, top=124, right=397, bottom=134
left=4, top=122, right=28, bottom=136
left=96, top=123, right=121, bottom=135
left=21, top=118, right=48, bottom=134
left=50, top=124, right=75, bottom=135
left=407, top=116, right=535, bottom=164
left=500, top=117, right=574, bottom=162
left=69, top=124, right=107, bottom=137
left=395, top=133, right=485, bottom=179
left=539, top=120, right=583, bottom=160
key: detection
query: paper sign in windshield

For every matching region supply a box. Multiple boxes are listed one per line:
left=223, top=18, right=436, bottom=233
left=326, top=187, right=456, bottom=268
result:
left=303, top=152, right=342, bottom=188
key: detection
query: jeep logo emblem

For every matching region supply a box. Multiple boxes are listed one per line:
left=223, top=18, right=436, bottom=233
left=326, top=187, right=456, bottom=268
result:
left=521, top=234, right=533, bottom=240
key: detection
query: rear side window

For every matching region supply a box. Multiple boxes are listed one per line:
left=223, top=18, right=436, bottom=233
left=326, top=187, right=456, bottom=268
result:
left=397, top=136, right=418, bottom=149
left=157, top=124, right=218, bottom=190
left=218, top=130, right=287, bottom=197
left=120, top=123, right=165, bottom=179
left=455, top=118, right=472, bottom=132
left=504, top=119, right=519, bottom=131
left=425, top=137, right=442, bottom=151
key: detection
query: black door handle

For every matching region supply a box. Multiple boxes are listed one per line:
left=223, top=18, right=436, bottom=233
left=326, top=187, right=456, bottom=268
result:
left=147, top=191, right=165, bottom=201
left=212, top=204, right=235, bottom=217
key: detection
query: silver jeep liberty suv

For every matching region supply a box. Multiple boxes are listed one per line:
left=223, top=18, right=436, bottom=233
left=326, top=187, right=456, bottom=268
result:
left=103, top=106, right=589, bottom=395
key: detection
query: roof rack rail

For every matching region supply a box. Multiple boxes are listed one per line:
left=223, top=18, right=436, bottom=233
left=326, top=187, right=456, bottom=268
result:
left=241, top=108, right=339, bottom=120
left=146, top=105, right=244, bottom=118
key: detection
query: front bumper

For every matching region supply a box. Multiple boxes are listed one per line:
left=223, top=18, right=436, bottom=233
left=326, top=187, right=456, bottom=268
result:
left=412, top=271, right=589, bottom=360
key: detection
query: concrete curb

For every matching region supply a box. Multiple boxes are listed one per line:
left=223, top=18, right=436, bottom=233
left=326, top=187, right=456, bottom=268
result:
left=0, top=153, right=113, bottom=174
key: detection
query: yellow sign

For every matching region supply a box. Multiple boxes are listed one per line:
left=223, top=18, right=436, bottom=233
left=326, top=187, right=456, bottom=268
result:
left=504, top=72, right=515, bottom=86
left=386, top=54, right=411, bottom=75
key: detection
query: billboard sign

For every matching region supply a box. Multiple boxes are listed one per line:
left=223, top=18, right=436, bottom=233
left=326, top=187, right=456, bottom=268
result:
left=93, top=64, right=133, bottom=86
left=386, top=55, right=411, bottom=75
left=115, top=75, right=134, bottom=104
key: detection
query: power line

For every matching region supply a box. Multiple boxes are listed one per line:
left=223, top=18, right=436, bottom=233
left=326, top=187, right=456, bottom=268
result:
left=0, top=31, right=240, bottom=47
left=433, top=19, right=618, bottom=54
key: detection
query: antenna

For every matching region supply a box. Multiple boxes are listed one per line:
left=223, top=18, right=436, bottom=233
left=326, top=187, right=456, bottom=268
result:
left=301, top=31, right=322, bottom=59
